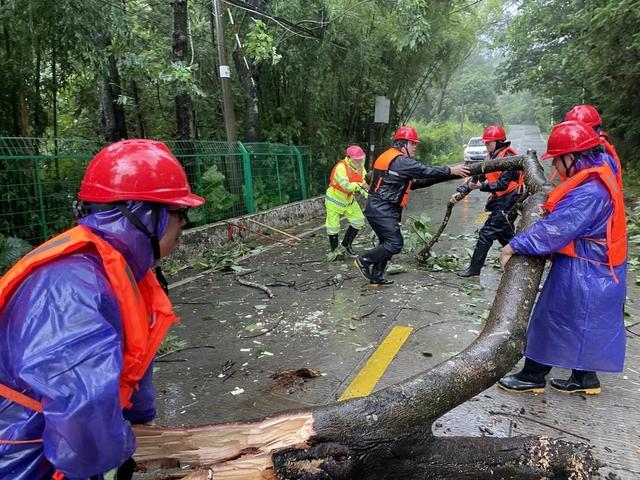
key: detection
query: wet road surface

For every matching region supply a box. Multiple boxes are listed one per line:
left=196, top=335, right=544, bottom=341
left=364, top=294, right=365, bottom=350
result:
left=150, top=125, right=639, bottom=479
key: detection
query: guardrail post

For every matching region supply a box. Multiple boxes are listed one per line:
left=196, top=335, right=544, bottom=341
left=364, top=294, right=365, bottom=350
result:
left=238, top=142, right=255, bottom=214
left=34, top=158, right=49, bottom=240
left=293, top=145, right=308, bottom=199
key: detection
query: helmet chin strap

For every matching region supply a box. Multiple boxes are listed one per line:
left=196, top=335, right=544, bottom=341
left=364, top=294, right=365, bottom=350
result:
left=115, top=204, right=169, bottom=295
left=560, top=155, right=577, bottom=177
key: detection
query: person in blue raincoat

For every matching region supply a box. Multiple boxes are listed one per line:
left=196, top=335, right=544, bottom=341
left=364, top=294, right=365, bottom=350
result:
left=498, top=121, right=627, bottom=395
left=0, top=139, right=205, bottom=479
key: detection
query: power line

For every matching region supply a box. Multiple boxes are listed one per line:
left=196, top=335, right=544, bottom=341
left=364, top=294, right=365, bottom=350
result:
left=222, top=0, right=348, bottom=49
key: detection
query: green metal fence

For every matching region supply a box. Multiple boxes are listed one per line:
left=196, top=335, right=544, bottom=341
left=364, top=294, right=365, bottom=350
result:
left=0, top=137, right=325, bottom=246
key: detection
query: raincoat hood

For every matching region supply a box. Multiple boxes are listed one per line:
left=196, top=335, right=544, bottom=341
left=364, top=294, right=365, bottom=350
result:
left=572, top=150, right=605, bottom=173
left=79, top=201, right=169, bottom=281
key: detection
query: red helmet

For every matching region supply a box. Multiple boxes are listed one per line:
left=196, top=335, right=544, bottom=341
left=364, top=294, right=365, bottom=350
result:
left=79, top=139, right=205, bottom=207
left=541, top=121, right=600, bottom=160
left=564, top=104, right=601, bottom=127
left=393, top=126, right=420, bottom=143
left=346, top=145, right=366, bottom=160
left=481, top=125, right=506, bottom=142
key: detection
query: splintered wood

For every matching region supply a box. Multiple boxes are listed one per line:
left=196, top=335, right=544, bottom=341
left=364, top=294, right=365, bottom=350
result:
left=134, top=412, right=314, bottom=479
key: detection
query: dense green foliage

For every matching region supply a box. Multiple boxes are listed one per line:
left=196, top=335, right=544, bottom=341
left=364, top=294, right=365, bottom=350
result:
left=412, top=118, right=485, bottom=165
left=0, top=0, right=498, bottom=158
left=0, top=234, right=31, bottom=275
left=497, top=0, right=640, bottom=164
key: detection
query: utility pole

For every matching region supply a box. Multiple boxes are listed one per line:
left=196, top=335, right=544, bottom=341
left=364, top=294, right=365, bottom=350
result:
left=459, top=102, right=465, bottom=145
left=212, top=0, right=237, bottom=141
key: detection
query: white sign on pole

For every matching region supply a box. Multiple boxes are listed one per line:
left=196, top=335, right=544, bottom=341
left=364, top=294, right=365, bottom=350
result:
left=219, top=65, right=231, bottom=78
left=374, top=96, right=390, bottom=124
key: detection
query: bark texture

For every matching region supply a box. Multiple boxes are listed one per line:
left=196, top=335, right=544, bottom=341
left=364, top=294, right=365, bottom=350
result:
left=172, top=0, right=194, bottom=140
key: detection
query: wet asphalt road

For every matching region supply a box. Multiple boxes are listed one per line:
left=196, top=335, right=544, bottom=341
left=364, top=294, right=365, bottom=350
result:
left=150, top=125, right=639, bottom=479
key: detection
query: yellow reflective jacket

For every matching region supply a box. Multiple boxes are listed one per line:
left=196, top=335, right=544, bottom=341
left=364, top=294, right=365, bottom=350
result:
left=326, top=158, right=367, bottom=206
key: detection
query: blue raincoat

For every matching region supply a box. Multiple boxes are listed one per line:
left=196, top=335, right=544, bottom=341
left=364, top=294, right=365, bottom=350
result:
left=0, top=202, right=168, bottom=479
left=510, top=153, right=627, bottom=372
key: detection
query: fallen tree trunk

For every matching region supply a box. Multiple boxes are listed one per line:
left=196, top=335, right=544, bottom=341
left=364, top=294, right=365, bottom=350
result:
left=135, top=151, right=600, bottom=479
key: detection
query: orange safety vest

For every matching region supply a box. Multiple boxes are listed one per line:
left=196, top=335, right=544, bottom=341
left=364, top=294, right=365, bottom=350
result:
left=484, top=146, right=523, bottom=198
left=600, top=135, right=623, bottom=189
left=371, top=148, right=412, bottom=207
left=542, top=163, right=627, bottom=282
left=328, top=159, right=364, bottom=196
left=0, top=226, right=178, bottom=478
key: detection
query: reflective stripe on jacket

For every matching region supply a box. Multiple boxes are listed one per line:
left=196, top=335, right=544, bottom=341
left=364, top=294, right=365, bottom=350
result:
left=326, top=158, right=366, bottom=205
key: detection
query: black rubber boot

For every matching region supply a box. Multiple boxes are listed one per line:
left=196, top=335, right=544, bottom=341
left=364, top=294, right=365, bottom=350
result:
left=457, top=242, right=491, bottom=277
left=550, top=370, right=601, bottom=395
left=114, top=457, right=136, bottom=480
left=498, top=358, right=551, bottom=394
left=328, top=234, right=339, bottom=252
left=341, top=226, right=359, bottom=256
left=370, top=259, right=394, bottom=286
left=354, top=256, right=375, bottom=281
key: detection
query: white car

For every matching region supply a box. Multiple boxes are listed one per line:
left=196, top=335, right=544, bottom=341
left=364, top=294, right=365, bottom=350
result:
left=463, top=137, right=487, bottom=164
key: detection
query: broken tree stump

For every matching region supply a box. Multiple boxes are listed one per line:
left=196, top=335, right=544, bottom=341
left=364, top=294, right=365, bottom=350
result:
left=134, top=151, right=600, bottom=479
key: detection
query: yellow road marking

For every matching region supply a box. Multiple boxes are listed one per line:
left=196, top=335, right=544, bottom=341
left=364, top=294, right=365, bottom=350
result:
left=339, top=325, right=413, bottom=401
left=475, top=211, right=489, bottom=224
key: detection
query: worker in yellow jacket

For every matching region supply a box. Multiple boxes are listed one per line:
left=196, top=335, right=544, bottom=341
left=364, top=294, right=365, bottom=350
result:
left=325, top=145, right=369, bottom=256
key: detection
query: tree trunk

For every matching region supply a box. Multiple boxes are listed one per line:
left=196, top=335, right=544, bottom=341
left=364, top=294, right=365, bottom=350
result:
left=33, top=39, right=46, bottom=137
left=231, top=50, right=259, bottom=142
left=2, top=19, right=20, bottom=136
left=131, top=80, right=146, bottom=138
left=16, top=84, right=31, bottom=136
left=229, top=0, right=264, bottom=142
left=97, top=34, right=128, bottom=142
left=107, top=52, right=128, bottom=140
left=132, top=152, right=601, bottom=479
left=172, top=0, right=194, bottom=141
left=100, top=74, right=119, bottom=142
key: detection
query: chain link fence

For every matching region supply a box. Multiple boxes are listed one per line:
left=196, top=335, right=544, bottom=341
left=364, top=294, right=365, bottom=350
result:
left=0, top=137, right=325, bottom=246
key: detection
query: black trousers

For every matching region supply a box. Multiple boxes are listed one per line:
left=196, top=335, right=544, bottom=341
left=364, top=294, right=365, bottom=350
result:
left=361, top=216, right=403, bottom=263
left=477, top=209, right=514, bottom=249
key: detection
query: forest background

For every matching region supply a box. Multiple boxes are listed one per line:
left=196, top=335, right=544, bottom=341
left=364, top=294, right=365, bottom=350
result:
left=1, top=0, right=639, bottom=260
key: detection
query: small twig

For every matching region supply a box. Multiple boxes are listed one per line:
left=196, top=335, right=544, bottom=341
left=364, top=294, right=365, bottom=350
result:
left=488, top=410, right=590, bottom=442
left=156, top=345, right=216, bottom=360
left=400, top=306, right=441, bottom=316
left=235, top=275, right=274, bottom=298
left=226, top=268, right=259, bottom=277
left=221, top=370, right=237, bottom=382
left=265, top=280, right=296, bottom=287
left=412, top=319, right=448, bottom=334
left=246, top=218, right=302, bottom=241
left=239, top=314, right=284, bottom=339
left=625, top=326, right=640, bottom=337
left=223, top=220, right=294, bottom=247
left=297, top=273, right=357, bottom=291
left=625, top=320, right=640, bottom=329
left=358, top=305, right=378, bottom=320
left=274, top=259, right=323, bottom=265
